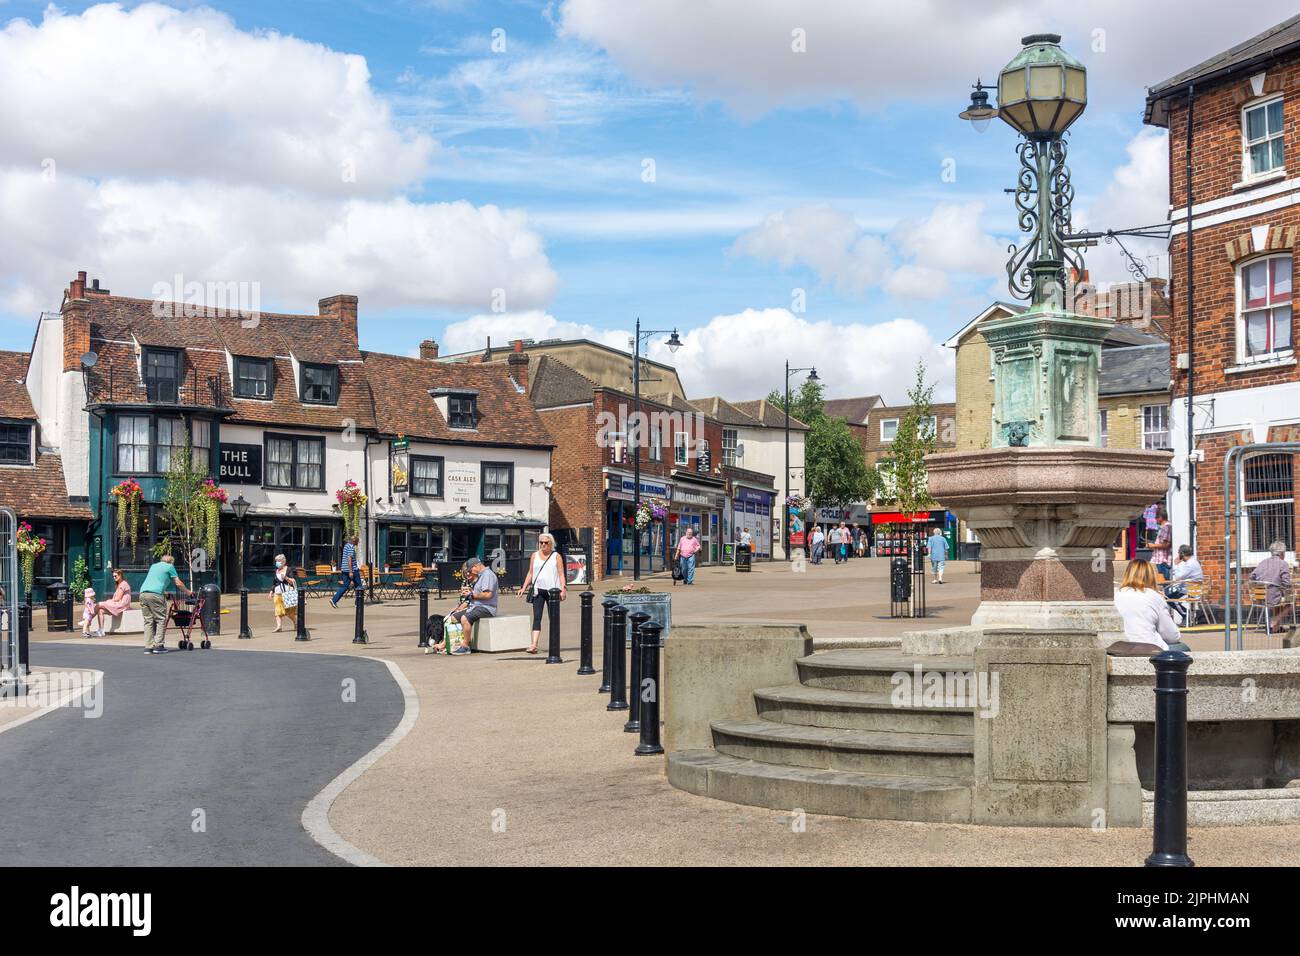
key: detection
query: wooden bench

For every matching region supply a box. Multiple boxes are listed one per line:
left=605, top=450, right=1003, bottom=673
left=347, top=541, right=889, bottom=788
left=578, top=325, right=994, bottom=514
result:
left=104, top=608, right=145, bottom=635
left=469, top=614, right=530, bottom=652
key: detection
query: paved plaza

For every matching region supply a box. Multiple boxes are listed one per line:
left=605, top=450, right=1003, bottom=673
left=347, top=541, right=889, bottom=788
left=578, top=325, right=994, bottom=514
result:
left=18, top=557, right=1300, bottom=867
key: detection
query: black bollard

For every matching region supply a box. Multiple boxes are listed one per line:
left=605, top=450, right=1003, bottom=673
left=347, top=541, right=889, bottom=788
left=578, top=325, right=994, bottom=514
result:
left=238, top=588, right=253, bottom=640
left=625, top=611, right=649, bottom=733
left=577, top=591, right=595, bottom=675
left=545, top=587, right=563, bottom=663
left=353, top=583, right=369, bottom=644
left=295, top=589, right=310, bottom=641
left=418, top=587, right=430, bottom=648
left=635, top=621, right=664, bottom=756
left=599, top=597, right=617, bottom=694
left=1145, top=649, right=1194, bottom=868
left=606, top=604, right=629, bottom=711
left=17, top=601, right=30, bottom=676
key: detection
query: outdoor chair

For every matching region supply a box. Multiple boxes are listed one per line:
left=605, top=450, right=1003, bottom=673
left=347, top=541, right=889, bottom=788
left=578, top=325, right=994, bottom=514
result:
left=1244, top=582, right=1277, bottom=632
left=1167, top=580, right=1212, bottom=627
left=386, top=563, right=429, bottom=601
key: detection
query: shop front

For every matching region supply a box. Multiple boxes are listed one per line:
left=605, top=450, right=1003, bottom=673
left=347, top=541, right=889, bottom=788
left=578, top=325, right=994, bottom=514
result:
left=729, top=485, right=775, bottom=560
left=869, top=509, right=956, bottom=557
left=604, top=471, right=671, bottom=576
left=669, top=478, right=726, bottom=566
left=377, top=518, right=542, bottom=592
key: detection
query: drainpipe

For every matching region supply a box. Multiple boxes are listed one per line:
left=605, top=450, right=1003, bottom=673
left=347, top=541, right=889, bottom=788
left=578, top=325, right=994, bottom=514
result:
left=1184, top=82, right=1196, bottom=551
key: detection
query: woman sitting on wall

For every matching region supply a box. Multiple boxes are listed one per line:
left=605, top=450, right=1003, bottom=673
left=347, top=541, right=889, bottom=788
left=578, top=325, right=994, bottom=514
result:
left=1112, top=559, right=1185, bottom=653
left=94, top=568, right=134, bottom=635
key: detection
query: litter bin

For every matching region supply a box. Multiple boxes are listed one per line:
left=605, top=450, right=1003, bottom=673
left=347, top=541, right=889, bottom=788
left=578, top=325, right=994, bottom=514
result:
left=735, top=546, right=752, bottom=573
left=890, top=557, right=911, bottom=603
left=45, top=582, right=74, bottom=632
left=200, top=583, right=222, bottom=636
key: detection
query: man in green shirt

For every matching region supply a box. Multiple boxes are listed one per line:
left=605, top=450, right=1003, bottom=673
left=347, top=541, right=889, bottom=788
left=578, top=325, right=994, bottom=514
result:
left=139, top=555, right=191, bottom=653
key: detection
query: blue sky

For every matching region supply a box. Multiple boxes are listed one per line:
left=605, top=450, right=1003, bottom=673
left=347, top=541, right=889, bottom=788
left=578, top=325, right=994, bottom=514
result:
left=0, top=0, right=1295, bottom=401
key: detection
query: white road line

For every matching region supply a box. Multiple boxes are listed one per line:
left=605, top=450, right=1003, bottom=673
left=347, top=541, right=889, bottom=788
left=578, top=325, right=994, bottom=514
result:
left=0, top=669, right=104, bottom=736
left=300, top=656, right=419, bottom=867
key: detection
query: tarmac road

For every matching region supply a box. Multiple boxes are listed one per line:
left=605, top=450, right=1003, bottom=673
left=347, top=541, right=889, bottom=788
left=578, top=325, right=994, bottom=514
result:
left=0, top=642, right=404, bottom=866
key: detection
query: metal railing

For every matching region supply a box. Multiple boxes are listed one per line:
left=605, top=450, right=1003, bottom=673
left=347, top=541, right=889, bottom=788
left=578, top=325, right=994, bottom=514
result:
left=94, top=365, right=229, bottom=409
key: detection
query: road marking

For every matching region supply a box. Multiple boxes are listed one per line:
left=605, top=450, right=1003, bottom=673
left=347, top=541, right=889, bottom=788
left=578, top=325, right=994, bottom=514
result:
left=0, top=669, right=104, bottom=737
left=300, top=656, right=419, bottom=867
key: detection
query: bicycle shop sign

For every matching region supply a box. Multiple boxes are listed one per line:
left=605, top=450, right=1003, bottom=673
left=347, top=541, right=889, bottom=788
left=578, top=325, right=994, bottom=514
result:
left=219, top=444, right=263, bottom=485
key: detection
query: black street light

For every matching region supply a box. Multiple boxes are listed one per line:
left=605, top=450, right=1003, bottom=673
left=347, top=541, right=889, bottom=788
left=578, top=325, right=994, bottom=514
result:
left=230, top=494, right=253, bottom=641
left=783, top=362, right=818, bottom=562
left=631, top=318, right=682, bottom=581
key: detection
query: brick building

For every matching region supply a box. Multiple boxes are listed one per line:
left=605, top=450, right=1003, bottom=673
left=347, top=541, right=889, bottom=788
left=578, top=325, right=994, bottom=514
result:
left=1146, top=13, right=1300, bottom=595
left=526, top=351, right=725, bottom=580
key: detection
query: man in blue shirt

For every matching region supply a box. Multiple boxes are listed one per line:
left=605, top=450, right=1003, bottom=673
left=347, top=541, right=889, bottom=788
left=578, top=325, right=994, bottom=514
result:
left=927, top=527, right=949, bottom=585
left=139, top=554, right=191, bottom=653
left=331, top=536, right=363, bottom=608
left=447, top=557, right=498, bottom=654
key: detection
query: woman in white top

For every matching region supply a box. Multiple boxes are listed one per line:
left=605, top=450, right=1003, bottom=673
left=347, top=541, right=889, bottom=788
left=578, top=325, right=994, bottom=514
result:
left=520, top=533, right=566, bottom=655
left=1113, top=559, right=1182, bottom=650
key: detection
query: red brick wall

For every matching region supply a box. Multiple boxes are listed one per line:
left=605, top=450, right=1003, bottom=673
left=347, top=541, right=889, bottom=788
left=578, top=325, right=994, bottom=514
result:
left=1165, top=61, right=1300, bottom=402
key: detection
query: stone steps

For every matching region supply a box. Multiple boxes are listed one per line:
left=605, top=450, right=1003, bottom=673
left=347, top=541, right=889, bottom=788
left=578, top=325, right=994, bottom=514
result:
left=667, top=749, right=973, bottom=823
left=753, top=684, right=973, bottom=735
left=711, top=718, right=975, bottom=778
left=796, top=648, right=977, bottom=694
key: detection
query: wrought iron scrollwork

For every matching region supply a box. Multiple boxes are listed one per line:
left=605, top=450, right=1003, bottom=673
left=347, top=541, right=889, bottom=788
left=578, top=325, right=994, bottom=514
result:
left=1005, top=136, right=1084, bottom=301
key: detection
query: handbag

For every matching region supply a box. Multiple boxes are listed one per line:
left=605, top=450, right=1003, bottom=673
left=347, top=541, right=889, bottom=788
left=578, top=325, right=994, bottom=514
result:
left=281, top=582, right=299, bottom=610
left=671, top=562, right=684, bottom=581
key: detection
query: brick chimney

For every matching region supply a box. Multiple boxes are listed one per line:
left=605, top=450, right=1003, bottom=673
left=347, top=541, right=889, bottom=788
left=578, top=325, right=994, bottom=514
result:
left=508, top=346, right=529, bottom=392
left=420, top=339, right=440, bottom=360
left=62, top=272, right=91, bottom=372
left=319, top=294, right=359, bottom=347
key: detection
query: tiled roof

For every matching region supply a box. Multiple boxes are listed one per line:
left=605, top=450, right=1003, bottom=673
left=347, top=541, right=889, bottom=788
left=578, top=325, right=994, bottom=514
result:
left=731, top=399, right=809, bottom=431
left=0, top=453, right=91, bottom=521
left=78, top=293, right=375, bottom=431
left=1100, top=344, right=1171, bottom=396
left=823, top=396, right=882, bottom=425
left=362, top=352, right=553, bottom=448
left=1146, top=14, right=1300, bottom=125
left=0, top=351, right=35, bottom=419
left=689, top=396, right=762, bottom=427
left=529, top=355, right=598, bottom=408
left=1104, top=325, right=1167, bottom=348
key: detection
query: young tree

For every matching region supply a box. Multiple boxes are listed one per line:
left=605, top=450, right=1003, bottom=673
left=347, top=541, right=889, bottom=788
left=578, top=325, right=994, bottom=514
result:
left=153, top=431, right=215, bottom=589
left=879, top=361, right=938, bottom=563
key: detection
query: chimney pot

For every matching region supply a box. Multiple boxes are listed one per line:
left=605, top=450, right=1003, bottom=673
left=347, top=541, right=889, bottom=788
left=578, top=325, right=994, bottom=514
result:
left=420, top=339, right=440, bottom=360
left=512, top=338, right=524, bottom=353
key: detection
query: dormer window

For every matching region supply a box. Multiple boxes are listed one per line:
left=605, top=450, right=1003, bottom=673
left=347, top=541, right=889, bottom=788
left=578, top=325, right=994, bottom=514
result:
left=1244, top=97, right=1284, bottom=179
left=300, top=363, right=338, bottom=405
left=448, top=395, right=477, bottom=429
left=143, top=348, right=181, bottom=403
left=234, top=356, right=273, bottom=399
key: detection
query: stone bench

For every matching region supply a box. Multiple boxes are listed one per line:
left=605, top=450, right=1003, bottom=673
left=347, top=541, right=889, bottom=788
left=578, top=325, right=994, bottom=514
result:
left=470, top=615, right=531, bottom=653
left=103, top=608, right=145, bottom=635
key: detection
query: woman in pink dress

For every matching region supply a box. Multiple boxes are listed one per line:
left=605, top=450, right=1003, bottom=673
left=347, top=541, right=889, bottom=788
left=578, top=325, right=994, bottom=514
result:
left=95, top=568, right=133, bottom=633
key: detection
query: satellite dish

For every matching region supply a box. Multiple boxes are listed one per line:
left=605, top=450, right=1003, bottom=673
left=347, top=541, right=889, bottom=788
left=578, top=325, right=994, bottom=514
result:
left=80, top=351, right=98, bottom=368
left=735, top=441, right=745, bottom=459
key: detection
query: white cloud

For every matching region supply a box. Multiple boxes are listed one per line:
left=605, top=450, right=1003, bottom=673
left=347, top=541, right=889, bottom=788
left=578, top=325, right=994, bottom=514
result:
left=559, top=0, right=1299, bottom=117
left=646, top=307, right=954, bottom=404
left=0, top=3, right=558, bottom=318
left=731, top=201, right=1004, bottom=299
left=0, top=3, right=435, bottom=194
left=440, top=310, right=629, bottom=355
left=1074, top=127, right=1170, bottom=284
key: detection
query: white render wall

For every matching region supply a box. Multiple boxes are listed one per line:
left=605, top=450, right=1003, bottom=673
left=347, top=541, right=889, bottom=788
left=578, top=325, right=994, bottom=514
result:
left=219, top=422, right=367, bottom=521
left=23, top=314, right=91, bottom=499
left=735, top=426, right=805, bottom=498
left=365, top=439, right=551, bottom=526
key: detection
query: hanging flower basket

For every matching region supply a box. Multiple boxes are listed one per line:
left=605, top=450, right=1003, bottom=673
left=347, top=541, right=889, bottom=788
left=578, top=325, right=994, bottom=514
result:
left=336, top=480, right=368, bottom=539
left=199, top=479, right=228, bottom=559
left=111, top=478, right=143, bottom=549
left=635, top=498, right=668, bottom=531
left=16, top=522, right=46, bottom=598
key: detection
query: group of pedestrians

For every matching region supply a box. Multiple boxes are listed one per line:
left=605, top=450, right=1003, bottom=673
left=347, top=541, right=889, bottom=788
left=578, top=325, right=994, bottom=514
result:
left=809, top=522, right=869, bottom=564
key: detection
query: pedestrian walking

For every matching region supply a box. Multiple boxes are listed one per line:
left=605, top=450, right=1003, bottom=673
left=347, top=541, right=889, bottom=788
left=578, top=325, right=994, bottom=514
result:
left=139, top=554, right=191, bottom=654
left=674, top=526, right=702, bottom=584
left=520, top=533, right=565, bottom=655
left=331, top=535, right=363, bottom=608
left=837, top=521, right=850, bottom=563
left=739, top=527, right=752, bottom=552
left=1151, top=511, right=1172, bottom=580
left=811, top=525, right=825, bottom=565
left=270, top=555, right=298, bottom=632
left=927, top=526, right=949, bottom=584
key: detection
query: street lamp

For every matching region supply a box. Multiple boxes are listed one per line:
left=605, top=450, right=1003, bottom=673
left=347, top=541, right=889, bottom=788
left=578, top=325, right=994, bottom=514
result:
left=229, top=494, right=252, bottom=640
left=631, top=318, right=683, bottom=581
left=783, top=362, right=818, bottom=561
left=957, top=80, right=997, bottom=132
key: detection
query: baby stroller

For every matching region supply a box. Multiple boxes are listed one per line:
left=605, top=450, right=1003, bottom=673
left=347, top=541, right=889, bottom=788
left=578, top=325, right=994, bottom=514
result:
left=166, top=593, right=211, bottom=650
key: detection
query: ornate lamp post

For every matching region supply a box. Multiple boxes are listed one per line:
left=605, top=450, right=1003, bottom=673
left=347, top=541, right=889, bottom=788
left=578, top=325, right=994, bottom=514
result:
left=960, top=33, right=1108, bottom=450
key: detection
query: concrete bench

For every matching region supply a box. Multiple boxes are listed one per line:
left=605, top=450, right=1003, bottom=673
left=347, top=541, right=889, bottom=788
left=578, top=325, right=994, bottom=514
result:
left=470, top=615, right=530, bottom=653
left=103, top=608, right=144, bottom=635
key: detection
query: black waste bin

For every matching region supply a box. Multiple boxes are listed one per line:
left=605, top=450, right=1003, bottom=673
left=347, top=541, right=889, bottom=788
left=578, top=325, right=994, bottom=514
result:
left=201, top=583, right=221, bottom=635
left=735, top=546, right=752, bottom=572
left=45, top=582, right=74, bottom=632
left=890, top=557, right=911, bottom=603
